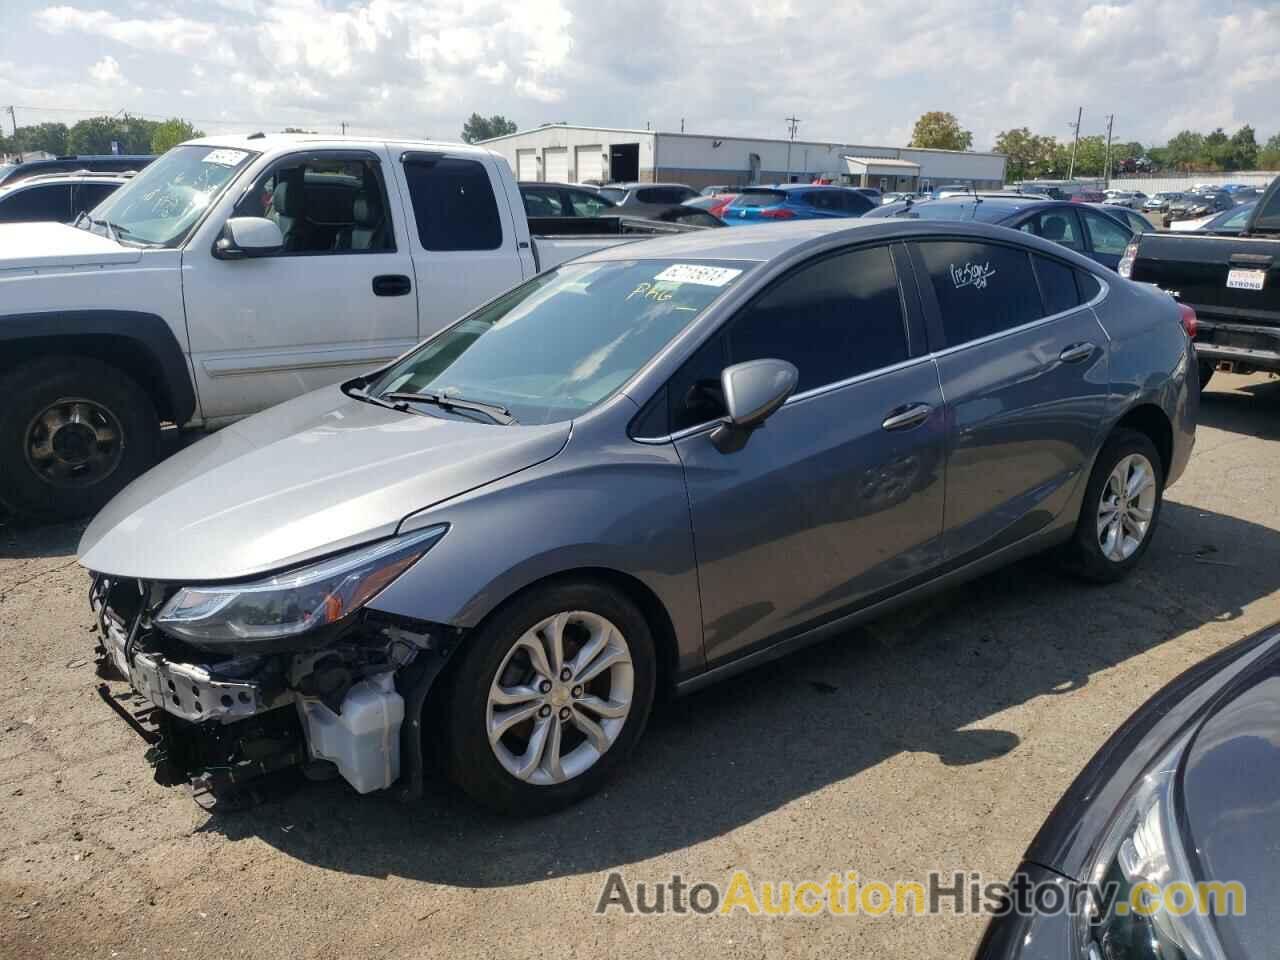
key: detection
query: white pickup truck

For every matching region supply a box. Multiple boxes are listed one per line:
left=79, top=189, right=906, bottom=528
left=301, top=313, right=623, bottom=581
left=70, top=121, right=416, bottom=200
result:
left=0, top=135, right=673, bottom=519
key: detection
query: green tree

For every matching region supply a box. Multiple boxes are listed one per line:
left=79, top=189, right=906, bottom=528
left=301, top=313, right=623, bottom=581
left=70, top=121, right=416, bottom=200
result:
left=1165, top=130, right=1206, bottom=171
left=460, top=113, right=518, bottom=143
left=1260, top=133, right=1280, bottom=170
left=7, top=121, right=70, bottom=156
left=67, top=115, right=158, bottom=155
left=151, top=118, right=204, bottom=154
left=908, top=111, right=973, bottom=151
left=994, top=127, right=1059, bottom=181
left=1228, top=125, right=1258, bottom=170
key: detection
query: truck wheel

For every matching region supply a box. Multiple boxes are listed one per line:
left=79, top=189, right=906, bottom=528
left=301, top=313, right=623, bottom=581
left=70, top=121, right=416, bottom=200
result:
left=1197, top=359, right=1215, bottom=392
left=1062, top=429, right=1164, bottom=584
left=443, top=580, right=657, bottom=816
left=0, top=357, right=159, bottom=521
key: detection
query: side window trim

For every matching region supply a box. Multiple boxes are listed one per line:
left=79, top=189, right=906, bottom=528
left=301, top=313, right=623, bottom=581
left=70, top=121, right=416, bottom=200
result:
left=225, top=149, right=397, bottom=258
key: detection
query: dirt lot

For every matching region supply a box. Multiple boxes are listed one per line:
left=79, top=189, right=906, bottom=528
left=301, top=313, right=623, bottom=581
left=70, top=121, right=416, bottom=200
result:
left=2, top=372, right=1278, bottom=960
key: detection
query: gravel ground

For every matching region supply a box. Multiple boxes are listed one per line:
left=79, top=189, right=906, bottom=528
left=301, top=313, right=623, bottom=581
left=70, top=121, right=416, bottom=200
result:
left=2, top=372, right=1278, bottom=960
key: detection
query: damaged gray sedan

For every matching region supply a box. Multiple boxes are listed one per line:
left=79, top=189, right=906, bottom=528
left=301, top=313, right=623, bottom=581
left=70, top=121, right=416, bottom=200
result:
left=80, top=219, right=1196, bottom=815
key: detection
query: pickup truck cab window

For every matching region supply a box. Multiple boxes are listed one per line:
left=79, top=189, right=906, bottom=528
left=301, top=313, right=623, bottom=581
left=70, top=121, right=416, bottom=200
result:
left=403, top=156, right=502, bottom=251
left=88, top=144, right=256, bottom=247
left=233, top=154, right=394, bottom=254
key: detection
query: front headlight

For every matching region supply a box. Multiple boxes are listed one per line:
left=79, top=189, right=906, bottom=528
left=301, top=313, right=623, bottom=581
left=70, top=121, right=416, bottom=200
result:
left=1077, top=730, right=1225, bottom=960
left=155, top=525, right=447, bottom=648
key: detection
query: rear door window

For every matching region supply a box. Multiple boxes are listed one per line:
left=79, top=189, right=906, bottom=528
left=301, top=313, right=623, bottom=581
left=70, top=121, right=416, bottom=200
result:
left=521, top=188, right=563, bottom=217
left=1079, top=208, right=1131, bottom=257
left=403, top=156, right=502, bottom=251
left=916, top=240, right=1044, bottom=347
left=1017, top=209, right=1084, bottom=251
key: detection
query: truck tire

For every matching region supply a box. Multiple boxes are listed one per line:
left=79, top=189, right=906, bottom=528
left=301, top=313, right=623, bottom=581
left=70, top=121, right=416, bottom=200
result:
left=0, top=356, right=160, bottom=521
left=1197, top=359, right=1215, bottom=392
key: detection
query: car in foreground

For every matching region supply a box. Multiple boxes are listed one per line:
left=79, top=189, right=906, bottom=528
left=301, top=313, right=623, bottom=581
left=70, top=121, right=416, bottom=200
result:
left=722, top=184, right=875, bottom=223
left=518, top=181, right=616, bottom=218
left=976, top=621, right=1280, bottom=960
left=1123, top=176, right=1280, bottom=390
left=867, top=195, right=1135, bottom=269
left=0, top=171, right=129, bottom=223
left=0, top=153, right=154, bottom=187
left=80, top=217, right=1195, bottom=815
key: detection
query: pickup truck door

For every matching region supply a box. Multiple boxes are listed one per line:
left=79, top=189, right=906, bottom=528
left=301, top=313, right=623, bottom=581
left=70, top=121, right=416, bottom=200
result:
left=181, top=147, right=419, bottom=421
left=387, top=151, right=529, bottom=341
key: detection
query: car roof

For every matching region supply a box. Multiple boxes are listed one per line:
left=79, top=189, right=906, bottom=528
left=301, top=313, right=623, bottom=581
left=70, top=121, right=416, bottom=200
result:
left=0, top=171, right=133, bottom=193
left=518, top=181, right=596, bottom=189
left=606, top=182, right=691, bottom=190
left=576, top=216, right=1108, bottom=268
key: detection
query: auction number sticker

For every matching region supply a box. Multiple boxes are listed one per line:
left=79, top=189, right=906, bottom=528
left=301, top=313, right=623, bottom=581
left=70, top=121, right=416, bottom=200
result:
left=1226, top=268, right=1266, bottom=291
left=202, top=148, right=248, bottom=167
left=654, top=264, right=743, bottom=287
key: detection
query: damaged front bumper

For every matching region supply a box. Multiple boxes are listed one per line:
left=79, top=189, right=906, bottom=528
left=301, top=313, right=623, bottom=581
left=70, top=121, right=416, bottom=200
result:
left=89, top=574, right=457, bottom=800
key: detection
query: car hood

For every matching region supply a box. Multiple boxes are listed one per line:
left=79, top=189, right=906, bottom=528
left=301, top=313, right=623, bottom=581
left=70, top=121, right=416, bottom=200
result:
left=0, top=221, right=142, bottom=271
left=78, top=385, right=571, bottom=582
left=1179, top=666, right=1280, bottom=959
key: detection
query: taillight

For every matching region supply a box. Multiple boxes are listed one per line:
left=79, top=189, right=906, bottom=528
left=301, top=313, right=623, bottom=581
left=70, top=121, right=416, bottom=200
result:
left=761, top=208, right=795, bottom=219
left=1117, top=240, right=1139, bottom=278
left=1177, top=302, right=1197, bottom=339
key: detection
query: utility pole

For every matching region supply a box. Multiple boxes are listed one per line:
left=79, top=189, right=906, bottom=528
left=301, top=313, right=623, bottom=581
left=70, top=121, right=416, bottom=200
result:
left=785, top=115, right=800, bottom=182
left=6, top=105, right=17, bottom=138
left=1067, top=106, right=1082, bottom=181
left=680, top=117, right=685, bottom=133
left=340, top=121, right=347, bottom=135
left=1102, top=113, right=1115, bottom=188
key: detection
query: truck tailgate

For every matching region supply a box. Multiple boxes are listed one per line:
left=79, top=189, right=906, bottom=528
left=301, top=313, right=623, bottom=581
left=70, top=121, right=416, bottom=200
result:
left=1131, top=233, right=1280, bottom=327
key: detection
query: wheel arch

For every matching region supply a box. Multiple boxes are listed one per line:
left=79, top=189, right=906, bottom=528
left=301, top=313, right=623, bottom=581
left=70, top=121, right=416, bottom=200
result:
left=1112, top=402, right=1173, bottom=480
left=0, top=311, right=196, bottom=425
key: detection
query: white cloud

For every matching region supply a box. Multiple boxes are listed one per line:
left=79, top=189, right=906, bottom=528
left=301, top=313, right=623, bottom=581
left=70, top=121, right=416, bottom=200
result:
left=13, top=0, right=1280, bottom=148
left=88, top=54, right=122, bottom=84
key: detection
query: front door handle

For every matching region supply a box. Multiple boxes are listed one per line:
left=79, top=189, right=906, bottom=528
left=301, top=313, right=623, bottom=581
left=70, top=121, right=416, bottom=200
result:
left=1059, top=342, right=1095, bottom=363
left=882, top=403, right=931, bottom=431
left=372, top=274, right=412, bottom=297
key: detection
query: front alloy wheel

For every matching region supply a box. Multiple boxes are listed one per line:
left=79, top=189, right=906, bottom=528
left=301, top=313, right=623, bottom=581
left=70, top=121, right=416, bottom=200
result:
left=486, top=611, right=634, bottom=785
left=445, top=581, right=656, bottom=815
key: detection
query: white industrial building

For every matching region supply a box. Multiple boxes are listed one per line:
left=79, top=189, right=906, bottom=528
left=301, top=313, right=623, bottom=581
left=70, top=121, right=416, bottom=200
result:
left=482, top=124, right=1007, bottom=192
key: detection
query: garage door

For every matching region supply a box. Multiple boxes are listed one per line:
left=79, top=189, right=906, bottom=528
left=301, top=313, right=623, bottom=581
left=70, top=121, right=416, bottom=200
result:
left=543, top=147, right=569, bottom=183
left=516, top=149, right=538, bottom=182
left=575, top=145, right=603, bottom=183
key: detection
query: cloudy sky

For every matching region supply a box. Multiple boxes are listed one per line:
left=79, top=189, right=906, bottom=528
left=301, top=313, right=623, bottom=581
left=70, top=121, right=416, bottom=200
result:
left=3, top=0, right=1278, bottom=150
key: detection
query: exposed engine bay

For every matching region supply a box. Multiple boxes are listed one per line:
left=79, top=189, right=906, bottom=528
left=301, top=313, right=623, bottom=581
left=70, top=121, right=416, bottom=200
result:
left=89, top=573, right=458, bottom=803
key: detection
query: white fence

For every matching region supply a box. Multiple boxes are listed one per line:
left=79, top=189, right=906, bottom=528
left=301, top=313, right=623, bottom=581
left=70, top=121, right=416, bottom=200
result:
left=1108, top=171, right=1277, bottom=193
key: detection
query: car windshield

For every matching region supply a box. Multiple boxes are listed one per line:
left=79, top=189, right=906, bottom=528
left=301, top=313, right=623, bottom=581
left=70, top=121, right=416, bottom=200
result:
left=1207, top=203, right=1255, bottom=231
left=84, top=144, right=257, bottom=247
left=597, top=187, right=626, bottom=203
left=368, top=258, right=753, bottom=425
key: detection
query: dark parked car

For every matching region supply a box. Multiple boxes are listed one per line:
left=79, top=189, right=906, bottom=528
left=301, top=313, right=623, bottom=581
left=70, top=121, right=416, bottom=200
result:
left=518, top=181, right=615, bottom=218
left=977, top=621, right=1280, bottom=960
left=80, top=218, right=1195, bottom=815
left=1168, top=191, right=1232, bottom=222
left=868, top=195, right=1135, bottom=269
left=1123, top=176, right=1280, bottom=389
left=0, top=172, right=130, bottom=224
left=596, top=182, right=699, bottom=216
left=722, top=184, right=875, bottom=223
left=0, top=154, right=154, bottom=187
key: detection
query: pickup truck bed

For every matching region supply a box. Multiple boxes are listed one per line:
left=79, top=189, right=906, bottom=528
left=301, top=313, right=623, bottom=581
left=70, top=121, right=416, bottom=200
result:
left=1126, top=177, right=1280, bottom=384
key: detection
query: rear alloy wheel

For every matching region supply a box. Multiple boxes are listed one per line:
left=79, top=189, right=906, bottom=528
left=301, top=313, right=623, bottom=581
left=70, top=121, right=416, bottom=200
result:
left=445, top=581, right=656, bottom=815
left=1063, top=429, right=1164, bottom=583
left=0, top=357, right=159, bottom=520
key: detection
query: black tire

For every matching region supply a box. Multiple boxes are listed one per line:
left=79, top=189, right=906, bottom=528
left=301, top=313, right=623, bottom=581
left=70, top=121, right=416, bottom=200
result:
left=1197, top=359, right=1216, bottom=392
left=0, top=356, right=159, bottom=520
left=1063, top=429, right=1164, bottom=584
left=443, top=580, right=657, bottom=816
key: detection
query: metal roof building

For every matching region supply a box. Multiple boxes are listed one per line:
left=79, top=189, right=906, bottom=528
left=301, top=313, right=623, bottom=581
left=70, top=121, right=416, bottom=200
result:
left=481, top=124, right=1006, bottom=191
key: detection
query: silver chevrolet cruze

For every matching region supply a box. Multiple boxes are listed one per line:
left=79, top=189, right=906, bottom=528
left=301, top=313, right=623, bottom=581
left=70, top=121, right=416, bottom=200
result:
left=80, top=219, right=1197, bottom=814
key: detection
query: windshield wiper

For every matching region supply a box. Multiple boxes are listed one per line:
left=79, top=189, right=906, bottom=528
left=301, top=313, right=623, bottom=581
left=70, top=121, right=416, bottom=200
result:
left=344, top=383, right=423, bottom=415
left=381, top=391, right=517, bottom=425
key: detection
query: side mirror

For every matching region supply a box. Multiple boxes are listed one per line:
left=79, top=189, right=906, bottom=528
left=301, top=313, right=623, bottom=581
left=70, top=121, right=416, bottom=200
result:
left=214, top=217, right=284, bottom=260
left=710, top=358, right=798, bottom=454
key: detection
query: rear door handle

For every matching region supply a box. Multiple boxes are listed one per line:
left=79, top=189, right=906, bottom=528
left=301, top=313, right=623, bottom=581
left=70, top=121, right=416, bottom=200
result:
left=882, top=403, right=931, bottom=431
left=1059, top=342, right=1095, bottom=363
left=372, top=274, right=412, bottom=297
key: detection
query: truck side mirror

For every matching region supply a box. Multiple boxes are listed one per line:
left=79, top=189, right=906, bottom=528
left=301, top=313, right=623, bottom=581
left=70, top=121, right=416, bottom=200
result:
left=709, top=358, right=799, bottom=454
left=214, top=217, right=284, bottom=260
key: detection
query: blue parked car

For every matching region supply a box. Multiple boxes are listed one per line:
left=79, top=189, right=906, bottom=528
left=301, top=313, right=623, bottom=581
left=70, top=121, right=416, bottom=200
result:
left=722, top=184, right=875, bottom=223
left=866, top=195, right=1135, bottom=270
